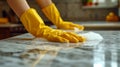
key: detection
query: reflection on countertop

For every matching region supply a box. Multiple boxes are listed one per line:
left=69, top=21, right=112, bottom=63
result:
left=0, top=30, right=120, bottom=67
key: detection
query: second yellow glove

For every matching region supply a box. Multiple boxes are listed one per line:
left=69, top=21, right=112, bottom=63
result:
left=57, top=21, right=84, bottom=30
left=42, top=3, right=84, bottom=30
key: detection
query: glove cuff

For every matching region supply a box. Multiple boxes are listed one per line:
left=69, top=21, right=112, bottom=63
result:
left=20, top=8, right=44, bottom=24
left=20, top=8, right=45, bottom=37
left=42, top=3, right=63, bottom=26
left=20, top=8, right=35, bottom=21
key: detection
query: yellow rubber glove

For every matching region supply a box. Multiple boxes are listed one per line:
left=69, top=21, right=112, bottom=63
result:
left=20, top=8, right=85, bottom=43
left=42, top=3, right=84, bottom=30
left=57, top=21, right=84, bottom=30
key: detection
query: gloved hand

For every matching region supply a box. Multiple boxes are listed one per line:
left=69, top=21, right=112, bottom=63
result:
left=42, top=3, right=84, bottom=30
left=20, top=8, right=86, bottom=43
left=57, top=21, right=84, bottom=30
left=40, top=26, right=85, bottom=43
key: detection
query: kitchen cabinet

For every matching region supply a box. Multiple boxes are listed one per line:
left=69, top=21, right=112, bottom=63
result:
left=0, top=23, right=27, bottom=39
left=0, top=27, right=10, bottom=39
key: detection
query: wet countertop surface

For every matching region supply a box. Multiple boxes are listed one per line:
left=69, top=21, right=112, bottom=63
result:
left=0, top=31, right=120, bottom=67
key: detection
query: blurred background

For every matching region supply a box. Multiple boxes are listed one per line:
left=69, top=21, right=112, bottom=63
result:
left=0, top=0, right=120, bottom=39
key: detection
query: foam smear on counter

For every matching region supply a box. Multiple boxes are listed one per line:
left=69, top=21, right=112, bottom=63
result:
left=74, top=28, right=103, bottom=40
left=74, top=28, right=104, bottom=46
left=79, top=32, right=103, bottom=41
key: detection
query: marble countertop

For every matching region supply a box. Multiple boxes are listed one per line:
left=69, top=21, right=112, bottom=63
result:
left=0, top=31, right=120, bottom=67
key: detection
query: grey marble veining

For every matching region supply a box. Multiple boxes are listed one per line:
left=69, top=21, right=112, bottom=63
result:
left=0, top=31, right=120, bottom=67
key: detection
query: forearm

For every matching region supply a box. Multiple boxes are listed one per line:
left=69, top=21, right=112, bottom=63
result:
left=36, top=0, right=52, bottom=8
left=7, top=0, right=30, bottom=17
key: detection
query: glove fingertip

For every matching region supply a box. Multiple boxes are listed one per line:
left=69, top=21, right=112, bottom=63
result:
left=79, top=26, right=84, bottom=30
left=78, top=36, right=86, bottom=42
